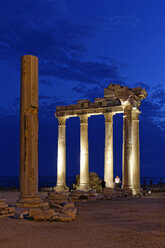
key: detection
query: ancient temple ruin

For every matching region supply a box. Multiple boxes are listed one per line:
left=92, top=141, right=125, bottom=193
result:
left=55, top=84, right=147, bottom=195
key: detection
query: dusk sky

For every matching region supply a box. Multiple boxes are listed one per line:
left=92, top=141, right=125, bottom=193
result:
left=0, top=0, right=165, bottom=180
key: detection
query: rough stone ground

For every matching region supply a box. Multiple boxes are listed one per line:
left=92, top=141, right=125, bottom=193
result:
left=0, top=191, right=164, bottom=248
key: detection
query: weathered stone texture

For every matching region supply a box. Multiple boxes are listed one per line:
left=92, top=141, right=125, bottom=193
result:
left=0, top=198, right=15, bottom=217
left=17, top=55, right=48, bottom=208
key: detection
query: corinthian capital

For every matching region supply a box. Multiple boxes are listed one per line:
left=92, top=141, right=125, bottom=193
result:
left=104, top=113, right=113, bottom=122
left=79, top=115, right=88, bottom=124
left=58, top=117, right=67, bottom=126
left=123, top=105, right=132, bottom=115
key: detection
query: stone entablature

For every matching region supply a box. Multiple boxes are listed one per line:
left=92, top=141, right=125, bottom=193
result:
left=55, top=84, right=147, bottom=118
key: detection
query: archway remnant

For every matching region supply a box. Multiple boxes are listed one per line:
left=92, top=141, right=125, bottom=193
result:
left=55, top=84, right=147, bottom=195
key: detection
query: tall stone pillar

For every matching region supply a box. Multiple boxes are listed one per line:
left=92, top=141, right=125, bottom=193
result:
left=77, top=115, right=91, bottom=192
left=122, top=105, right=133, bottom=192
left=54, top=117, right=68, bottom=192
left=132, top=110, right=140, bottom=195
left=17, top=55, right=47, bottom=208
left=104, top=113, right=114, bottom=188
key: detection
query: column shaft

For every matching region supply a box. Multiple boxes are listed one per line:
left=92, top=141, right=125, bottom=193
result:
left=55, top=117, right=68, bottom=192
left=17, top=55, right=47, bottom=208
left=77, top=115, right=90, bottom=191
left=122, top=105, right=133, bottom=190
left=132, top=111, right=140, bottom=194
left=104, top=113, right=114, bottom=188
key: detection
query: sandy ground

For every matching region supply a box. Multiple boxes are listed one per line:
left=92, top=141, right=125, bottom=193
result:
left=0, top=192, right=165, bottom=248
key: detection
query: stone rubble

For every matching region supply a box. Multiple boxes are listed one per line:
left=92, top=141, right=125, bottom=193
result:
left=2, top=187, right=136, bottom=222
left=103, top=188, right=131, bottom=199
left=0, top=198, right=15, bottom=217
left=70, top=190, right=97, bottom=202
left=73, top=172, right=102, bottom=193
left=13, top=201, right=77, bottom=222
left=46, top=192, right=70, bottom=205
left=14, top=210, right=29, bottom=219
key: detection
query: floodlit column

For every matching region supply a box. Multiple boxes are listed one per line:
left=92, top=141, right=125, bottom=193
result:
left=104, top=113, right=114, bottom=188
left=132, top=110, right=140, bottom=195
left=122, top=105, right=133, bottom=192
left=77, top=115, right=90, bottom=192
left=55, top=117, right=68, bottom=192
left=17, top=55, right=47, bottom=208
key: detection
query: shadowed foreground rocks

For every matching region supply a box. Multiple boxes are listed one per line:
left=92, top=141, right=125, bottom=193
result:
left=0, top=192, right=164, bottom=248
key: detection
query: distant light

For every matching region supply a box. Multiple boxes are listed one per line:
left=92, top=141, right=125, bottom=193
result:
left=148, top=190, right=151, bottom=194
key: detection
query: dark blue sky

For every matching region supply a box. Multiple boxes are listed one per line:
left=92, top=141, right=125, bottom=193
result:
left=0, top=0, right=165, bottom=178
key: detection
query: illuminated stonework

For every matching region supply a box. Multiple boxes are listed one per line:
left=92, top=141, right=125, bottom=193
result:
left=55, top=84, right=147, bottom=195
left=54, top=116, right=69, bottom=192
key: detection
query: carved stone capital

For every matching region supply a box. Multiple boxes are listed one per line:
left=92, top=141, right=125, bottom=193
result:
left=123, top=105, right=132, bottom=116
left=104, top=113, right=113, bottom=122
left=58, top=117, right=67, bottom=126
left=79, top=115, right=88, bottom=124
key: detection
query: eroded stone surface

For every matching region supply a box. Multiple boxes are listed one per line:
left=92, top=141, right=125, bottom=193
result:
left=0, top=198, right=15, bottom=216
left=17, top=55, right=48, bottom=209
left=14, top=210, right=29, bottom=219
left=29, top=208, right=55, bottom=221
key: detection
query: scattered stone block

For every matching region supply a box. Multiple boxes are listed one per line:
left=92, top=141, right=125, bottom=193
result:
left=58, top=214, right=73, bottom=222
left=63, top=202, right=75, bottom=210
left=29, top=208, right=55, bottom=221
left=14, top=210, right=29, bottom=219
left=40, top=187, right=53, bottom=192
left=63, top=208, right=77, bottom=220
left=0, top=198, right=15, bottom=216
left=46, top=192, right=70, bottom=206
left=51, top=213, right=60, bottom=221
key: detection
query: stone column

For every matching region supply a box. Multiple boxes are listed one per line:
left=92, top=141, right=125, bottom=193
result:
left=54, top=117, right=68, bottom=192
left=104, top=113, right=114, bottom=188
left=77, top=115, right=90, bottom=192
left=17, top=55, right=47, bottom=208
left=122, top=105, right=133, bottom=192
left=132, top=110, right=140, bottom=195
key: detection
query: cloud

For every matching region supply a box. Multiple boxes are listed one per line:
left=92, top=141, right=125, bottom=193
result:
left=40, top=58, right=122, bottom=86
left=93, top=15, right=140, bottom=29
left=40, top=79, right=52, bottom=87
left=0, top=0, right=128, bottom=87
left=108, top=15, right=140, bottom=29
left=140, top=84, right=165, bottom=130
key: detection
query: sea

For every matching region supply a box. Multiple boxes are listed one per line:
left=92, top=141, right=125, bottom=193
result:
left=0, top=176, right=76, bottom=189
left=0, top=176, right=164, bottom=190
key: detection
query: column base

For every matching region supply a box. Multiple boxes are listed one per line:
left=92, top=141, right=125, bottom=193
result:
left=17, top=194, right=48, bottom=209
left=76, top=184, right=91, bottom=192
left=132, top=186, right=141, bottom=196
left=122, top=185, right=133, bottom=195
left=105, top=182, right=114, bottom=188
left=122, top=185, right=140, bottom=196
left=53, top=185, right=69, bottom=193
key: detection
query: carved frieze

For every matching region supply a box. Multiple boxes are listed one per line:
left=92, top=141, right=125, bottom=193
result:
left=55, top=84, right=147, bottom=118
